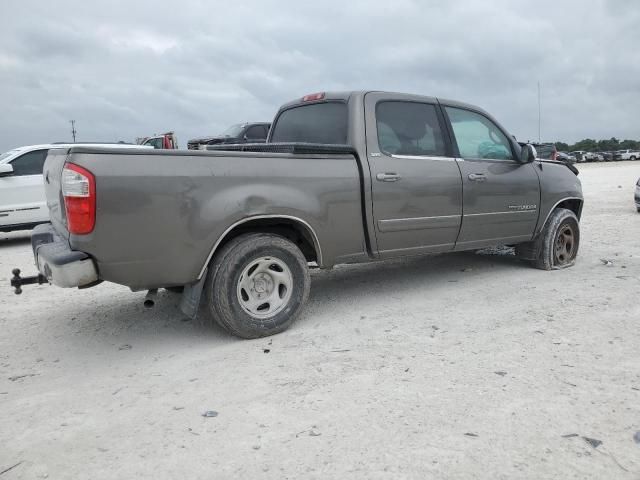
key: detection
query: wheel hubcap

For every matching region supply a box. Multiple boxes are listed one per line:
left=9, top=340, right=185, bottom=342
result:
left=237, top=256, right=293, bottom=319
left=554, top=224, right=575, bottom=265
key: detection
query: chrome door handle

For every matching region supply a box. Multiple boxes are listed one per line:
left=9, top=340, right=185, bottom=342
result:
left=468, top=173, right=486, bottom=182
left=376, top=173, right=401, bottom=182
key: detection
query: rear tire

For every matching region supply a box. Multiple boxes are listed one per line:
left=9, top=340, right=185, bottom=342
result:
left=631, top=156, right=637, bottom=161
left=516, top=208, right=580, bottom=270
left=203, top=233, right=310, bottom=339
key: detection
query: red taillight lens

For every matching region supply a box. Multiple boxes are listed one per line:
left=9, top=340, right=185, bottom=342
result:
left=62, top=163, right=96, bottom=235
left=552, top=150, right=557, bottom=160
left=302, top=92, right=325, bottom=102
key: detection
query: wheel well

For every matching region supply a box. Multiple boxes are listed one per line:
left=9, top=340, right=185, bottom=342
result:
left=214, top=218, right=319, bottom=264
left=556, top=199, right=583, bottom=219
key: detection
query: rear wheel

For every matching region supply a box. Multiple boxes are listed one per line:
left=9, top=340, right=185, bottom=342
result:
left=631, top=156, right=637, bottom=161
left=203, top=233, right=310, bottom=339
left=517, top=208, right=580, bottom=270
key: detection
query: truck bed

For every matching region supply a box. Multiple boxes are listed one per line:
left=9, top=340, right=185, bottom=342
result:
left=44, top=146, right=368, bottom=290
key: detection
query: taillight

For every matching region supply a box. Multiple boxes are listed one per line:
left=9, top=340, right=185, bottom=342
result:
left=552, top=150, right=557, bottom=160
left=62, top=163, right=96, bottom=235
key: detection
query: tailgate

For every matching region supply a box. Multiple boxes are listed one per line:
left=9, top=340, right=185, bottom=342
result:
left=42, top=149, right=70, bottom=238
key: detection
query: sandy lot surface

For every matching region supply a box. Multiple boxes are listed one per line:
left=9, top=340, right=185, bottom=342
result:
left=1, top=161, right=639, bottom=479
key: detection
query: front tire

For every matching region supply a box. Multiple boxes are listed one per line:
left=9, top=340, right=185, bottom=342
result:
left=517, top=208, right=580, bottom=270
left=203, top=233, right=310, bottom=339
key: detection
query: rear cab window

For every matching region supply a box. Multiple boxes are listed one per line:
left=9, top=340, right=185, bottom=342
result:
left=270, top=102, right=348, bottom=144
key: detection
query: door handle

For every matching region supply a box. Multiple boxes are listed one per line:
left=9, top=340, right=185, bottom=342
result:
left=376, top=173, right=401, bottom=182
left=468, top=173, right=486, bottom=182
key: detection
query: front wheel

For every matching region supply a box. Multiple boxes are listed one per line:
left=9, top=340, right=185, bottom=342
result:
left=517, top=208, right=580, bottom=270
left=203, top=233, right=310, bottom=339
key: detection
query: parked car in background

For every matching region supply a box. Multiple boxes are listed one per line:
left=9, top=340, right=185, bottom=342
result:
left=187, top=122, right=271, bottom=150
left=137, top=132, right=178, bottom=149
left=0, top=143, right=151, bottom=233
left=569, top=151, right=585, bottom=162
left=614, top=149, right=640, bottom=161
left=556, top=151, right=577, bottom=163
left=635, top=178, right=640, bottom=212
left=19, top=90, right=583, bottom=339
left=570, top=151, right=601, bottom=162
left=595, top=151, right=611, bottom=161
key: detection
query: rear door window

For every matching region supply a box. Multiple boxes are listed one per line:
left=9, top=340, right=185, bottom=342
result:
left=375, top=101, right=446, bottom=156
left=271, top=102, right=348, bottom=144
left=10, top=149, right=48, bottom=175
left=445, top=107, right=514, bottom=161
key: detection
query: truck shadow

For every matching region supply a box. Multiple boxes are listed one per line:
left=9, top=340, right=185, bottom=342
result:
left=304, top=249, right=524, bottom=316
left=0, top=231, right=31, bottom=247
left=58, top=249, right=524, bottom=347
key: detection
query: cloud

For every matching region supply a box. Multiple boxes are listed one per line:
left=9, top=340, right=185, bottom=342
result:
left=0, top=0, right=638, bottom=151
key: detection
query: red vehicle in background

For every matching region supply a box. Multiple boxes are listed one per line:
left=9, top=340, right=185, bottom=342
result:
left=137, top=132, right=178, bottom=149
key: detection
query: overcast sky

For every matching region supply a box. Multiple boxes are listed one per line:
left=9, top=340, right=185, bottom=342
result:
left=0, top=0, right=638, bottom=151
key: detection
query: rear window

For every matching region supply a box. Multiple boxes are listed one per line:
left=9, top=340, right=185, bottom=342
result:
left=270, top=102, right=348, bottom=144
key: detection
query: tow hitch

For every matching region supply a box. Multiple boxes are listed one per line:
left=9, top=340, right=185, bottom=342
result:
left=10, top=268, right=48, bottom=294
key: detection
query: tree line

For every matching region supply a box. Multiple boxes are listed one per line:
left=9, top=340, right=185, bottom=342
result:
left=553, top=138, right=640, bottom=152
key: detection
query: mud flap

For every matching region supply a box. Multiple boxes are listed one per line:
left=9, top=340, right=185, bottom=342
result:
left=179, top=268, right=207, bottom=320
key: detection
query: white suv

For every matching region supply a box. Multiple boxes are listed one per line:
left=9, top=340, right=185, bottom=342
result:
left=614, top=149, right=640, bottom=161
left=0, top=143, right=151, bottom=233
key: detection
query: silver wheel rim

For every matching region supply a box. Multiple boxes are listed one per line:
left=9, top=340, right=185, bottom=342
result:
left=236, top=256, right=293, bottom=319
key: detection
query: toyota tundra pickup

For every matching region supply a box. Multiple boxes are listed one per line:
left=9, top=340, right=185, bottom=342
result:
left=13, top=91, right=583, bottom=339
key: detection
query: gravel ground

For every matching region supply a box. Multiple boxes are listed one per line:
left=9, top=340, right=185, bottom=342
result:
left=1, top=161, right=639, bottom=479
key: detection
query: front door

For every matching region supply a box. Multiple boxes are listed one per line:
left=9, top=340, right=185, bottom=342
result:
left=0, top=149, right=49, bottom=227
left=364, top=93, right=463, bottom=257
left=442, top=106, right=540, bottom=250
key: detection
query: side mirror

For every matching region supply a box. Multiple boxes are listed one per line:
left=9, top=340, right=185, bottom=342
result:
left=0, top=163, right=14, bottom=177
left=520, top=144, right=536, bottom=163
left=243, top=134, right=249, bottom=142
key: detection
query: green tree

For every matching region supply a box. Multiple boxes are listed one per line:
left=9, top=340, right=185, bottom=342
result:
left=619, top=139, right=640, bottom=150
left=571, top=138, right=598, bottom=151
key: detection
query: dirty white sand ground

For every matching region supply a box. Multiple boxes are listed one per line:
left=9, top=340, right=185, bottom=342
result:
left=1, top=161, right=639, bottom=479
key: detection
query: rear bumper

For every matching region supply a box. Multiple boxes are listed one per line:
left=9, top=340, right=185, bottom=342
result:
left=31, top=223, right=99, bottom=288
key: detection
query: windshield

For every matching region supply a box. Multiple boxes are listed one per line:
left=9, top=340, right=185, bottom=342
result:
left=220, top=124, right=245, bottom=137
left=0, top=149, right=21, bottom=162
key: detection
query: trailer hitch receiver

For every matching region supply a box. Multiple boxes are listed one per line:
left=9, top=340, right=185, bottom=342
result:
left=10, top=268, right=48, bottom=295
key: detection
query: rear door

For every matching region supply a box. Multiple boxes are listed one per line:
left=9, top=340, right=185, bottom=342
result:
left=0, top=149, right=49, bottom=227
left=364, top=93, right=463, bottom=257
left=442, top=106, right=540, bottom=249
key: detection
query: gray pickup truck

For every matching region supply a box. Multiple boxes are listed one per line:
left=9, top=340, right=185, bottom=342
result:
left=14, top=91, right=583, bottom=338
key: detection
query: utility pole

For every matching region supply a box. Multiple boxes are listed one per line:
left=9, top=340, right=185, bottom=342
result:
left=537, top=82, right=541, bottom=143
left=70, top=120, right=77, bottom=142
